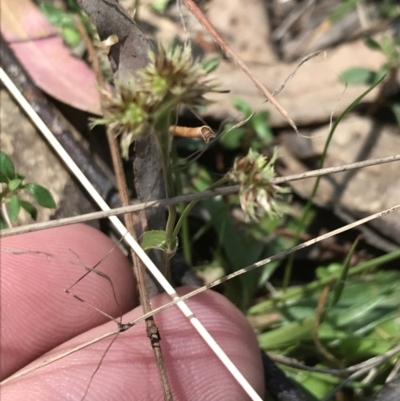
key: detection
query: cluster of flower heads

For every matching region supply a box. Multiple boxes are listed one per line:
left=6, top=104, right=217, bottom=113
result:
left=227, top=149, right=289, bottom=222
left=94, top=44, right=216, bottom=158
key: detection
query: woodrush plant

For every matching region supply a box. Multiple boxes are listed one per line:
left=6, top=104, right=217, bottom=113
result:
left=93, top=44, right=216, bottom=158
left=227, top=148, right=290, bottom=222
left=93, top=43, right=288, bottom=262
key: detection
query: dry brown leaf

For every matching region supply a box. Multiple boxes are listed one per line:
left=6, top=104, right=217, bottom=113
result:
left=1, top=0, right=102, bottom=115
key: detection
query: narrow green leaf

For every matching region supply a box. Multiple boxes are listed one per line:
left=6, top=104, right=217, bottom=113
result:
left=9, top=194, right=20, bottom=223
left=201, top=57, right=221, bottom=74
left=20, top=200, right=38, bottom=220
left=258, top=316, right=314, bottom=349
left=23, top=184, right=56, bottom=208
left=282, top=73, right=386, bottom=287
left=0, top=151, right=16, bottom=183
left=8, top=178, right=23, bottom=192
left=330, top=237, right=360, bottom=308
left=339, top=67, right=378, bottom=85
left=141, top=230, right=168, bottom=251
left=250, top=247, right=400, bottom=315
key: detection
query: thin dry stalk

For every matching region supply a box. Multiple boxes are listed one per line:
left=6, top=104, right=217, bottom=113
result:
left=76, top=19, right=173, bottom=399
left=270, top=344, right=400, bottom=376
left=311, top=280, right=339, bottom=366
left=169, top=125, right=216, bottom=142
left=181, top=0, right=298, bottom=132
left=1, top=153, right=399, bottom=238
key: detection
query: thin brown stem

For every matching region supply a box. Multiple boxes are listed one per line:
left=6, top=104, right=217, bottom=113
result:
left=77, top=18, right=173, bottom=400
left=311, top=280, right=339, bottom=367
left=181, top=0, right=298, bottom=132
left=106, top=129, right=173, bottom=401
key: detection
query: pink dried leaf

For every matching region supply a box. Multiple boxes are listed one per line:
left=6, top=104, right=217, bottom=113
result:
left=1, top=0, right=102, bottom=115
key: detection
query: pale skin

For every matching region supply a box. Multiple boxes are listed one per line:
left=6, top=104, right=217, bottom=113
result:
left=1, top=224, right=264, bottom=400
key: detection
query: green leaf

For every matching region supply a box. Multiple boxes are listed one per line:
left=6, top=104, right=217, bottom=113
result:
left=381, top=35, right=399, bottom=67
left=363, top=36, right=382, bottom=51
left=62, top=26, right=81, bottom=48
left=0, top=218, right=8, bottom=229
left=141, top=230, right=168, bottom=251
left=151, top=0, right=169, bottom=13
left=40, top=3, right=74, bottom=26
left=391, top=102, right=400, bottom=127
left=20, top=200, right=38, bottom=220
left=329, top=0, right=360, bottom=23
left=329, top=237, right=359, bottom=309
left=251, top=111, right=273, bottom=142
left=40, top=3, right=81, bottom=48
left=219, top=127, right=246, bottom=149
left=23, top=184, right=56, bottom=208
left=0, top=151, right=16, bottom=183
left=258, top=316, right=314, bottom=349
left=9, top=194, right=20, bottom=223
left=339, top=67, right=379, bottom=85
left=8, top=178, right=23, bottom=192
left=66, top=0, right=80, bottom=12
left=201, top=57, right=221, bottom=74
left=232, top=97, right=253, bottom=118
left=286, top=368, right=339, bottom=400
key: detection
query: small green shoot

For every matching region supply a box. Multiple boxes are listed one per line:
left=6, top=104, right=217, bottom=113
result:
left=41, top=3, right=81, bottom=48
left=151, top=0, right=169, bottom=13
left=220, top=98, right=273, bottom=151
left=40, top=1, right=92, bottom=49
left=0, top=151, right=56, bottom=228
left=339, top=67, right=383, bottom=86
left=340, top=34, right=398, bottom=86
left=140, top=230, right=178, bottom=253
left=329, top=0, right=361, bottom=24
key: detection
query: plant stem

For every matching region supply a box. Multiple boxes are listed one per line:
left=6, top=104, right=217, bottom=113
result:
left=171, top=176, right=229, bottom=241
left=156, top=111, right=177, bottom=257
left=282, top=74, right=386, bottom=290
left=76, top=16, right=173, bottom=399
